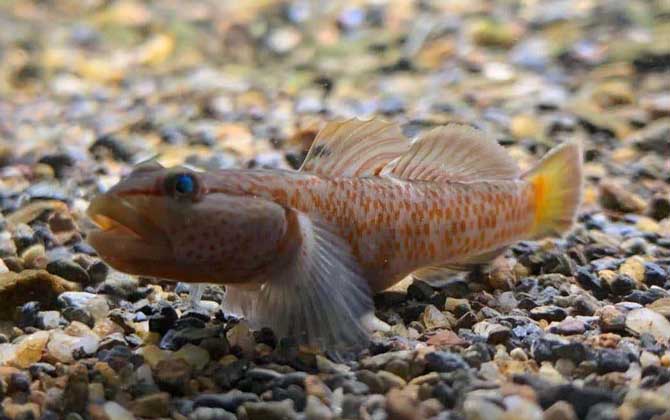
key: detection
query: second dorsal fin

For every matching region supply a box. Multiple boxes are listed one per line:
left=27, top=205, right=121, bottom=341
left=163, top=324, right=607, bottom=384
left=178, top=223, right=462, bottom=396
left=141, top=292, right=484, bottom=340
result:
left=382, top=124, right=520, bottom=182
left=299, top=118, right=410, bottom=177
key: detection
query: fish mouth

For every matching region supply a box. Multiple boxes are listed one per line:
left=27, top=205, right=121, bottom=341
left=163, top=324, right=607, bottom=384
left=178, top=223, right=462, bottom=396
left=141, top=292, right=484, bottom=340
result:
left=86, top=194, right=173, bottom=265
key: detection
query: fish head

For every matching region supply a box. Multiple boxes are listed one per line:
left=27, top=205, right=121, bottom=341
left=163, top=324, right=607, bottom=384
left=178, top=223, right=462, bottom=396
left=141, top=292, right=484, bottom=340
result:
left=86, top=161, right=291, bottom=283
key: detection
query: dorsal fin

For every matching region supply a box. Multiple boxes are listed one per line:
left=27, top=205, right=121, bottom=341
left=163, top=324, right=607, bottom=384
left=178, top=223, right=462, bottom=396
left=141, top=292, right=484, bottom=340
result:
left=382, top=124, right=520, bottom=182
left=299, top=118, right=410, bottom=177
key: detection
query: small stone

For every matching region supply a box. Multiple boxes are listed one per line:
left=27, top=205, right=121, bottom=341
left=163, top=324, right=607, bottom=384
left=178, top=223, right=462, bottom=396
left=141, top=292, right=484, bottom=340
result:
left=46, top=259, right=90, bottom=284
left=648, top=298, right=670, bottom=318
left=304, top=395, right=333, bottom=420
left=47, top=325, right=100, bottom=363
left=242, top=400, right=298, bottom=420
left=619, top=257, right=645, bottom=285
left=193, top=390, right=259, bottom=412
left=596, top=349, right=630, bottom=373
left=154, top=358, right=192, bottom=394
left=599, top=181, right=646, bottom=214
left=0, top=270, right=79, bottom=320
left=463, top=396, right=504, bottom=420
left=424, top=351, right=469, bottom=372
left=640, top=351, right=660, bottom=368
left=648, top=194, right=670, bottom=221
left=172, top=344, right=210, bottom=371
left=148, top=303, right=178, bottom=335
left=21, top=244, right=47, bottom=269
left=87, top=260, right=109, bottom=284
left=103, top=401, right=135, bottom=420
left=63, top=363, right=89, bottom=414
left=530, top=305, right=568, bottom=322
left=226, top=322, right=255, bottom=356
left=511, top=348, right=528, bottom=361
left=421, top=305, right=450, bottom=329
left=551, top=318, right=586, bottom=335
left=644, top=263, right=667, bottom=287
left=37, top=310, right=64, bottom=330
left=626, top=308, right=670, bottom=343
left=0, top=330, right=49, bottom=368
left=130, top=392, right=170, bottom=418
left=386, top=388, right=420, bottom=420
left=473, top=321, right=510, bottom=344
left=599, top=306, right=626, bottom=333
left=189, top=407, right=236, bottom=420
left=408, top=280, right=435, bottom=301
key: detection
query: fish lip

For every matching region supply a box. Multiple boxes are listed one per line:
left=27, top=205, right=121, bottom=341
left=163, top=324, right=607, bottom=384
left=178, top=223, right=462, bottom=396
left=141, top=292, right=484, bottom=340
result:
left=86, top=193, right=171, bottom=251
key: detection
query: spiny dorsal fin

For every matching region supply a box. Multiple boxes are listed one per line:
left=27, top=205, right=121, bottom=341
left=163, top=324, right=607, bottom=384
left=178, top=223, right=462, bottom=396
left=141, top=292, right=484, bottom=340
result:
left=382, top=124, right=520, bottom=182
left=300, top=118, right=410, bottom=177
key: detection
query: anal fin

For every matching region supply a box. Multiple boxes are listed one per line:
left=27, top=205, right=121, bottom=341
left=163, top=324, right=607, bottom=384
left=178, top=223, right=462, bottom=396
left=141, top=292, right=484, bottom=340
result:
left=413, top=246, right=509, bottom=282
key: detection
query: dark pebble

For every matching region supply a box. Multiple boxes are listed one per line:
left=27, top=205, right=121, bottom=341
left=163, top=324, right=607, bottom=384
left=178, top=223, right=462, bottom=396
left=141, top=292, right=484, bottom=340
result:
left=199, top=337, right=231, bottom=360
left=644, top=263, right=667, bottom=287
left=148, top=303, right=179, bottom=335
left=193, top=390, right=259, bottom=411
left=440, top=279, right=470, bottom=298
left=576, top=267, right=606, bottom=297
left=407, top=280, right=435, bottom=301
left=89, top=135, right=132, bottom=162
left=609, top=274, right=636, bottom=296
left=433, top=382, right=457, bottom=409
left=18, top=301, right=41, bottom=329
left=596, top=349, right=630, bottom=374
left=37, top=153, right=74, bottom=178
left=425, top=351, right=469, bottom=373
left=530, top=380, right=618, bottom=419
left=86, top=260, right=108, bottom=284
left=62, top=307, right=94, bottom=328
left=624, top=288, right=668, bottom=305
left=213, top=359, right=251, bottom=390
left=29, top=363, right=56, bottom=378
left=531, top=337, right=587, bottom=363
left=529, top=305, right=568, bottom=322
left=46, top=259, right=90, bottom=284
left=7, top=372, right=31, bottom=394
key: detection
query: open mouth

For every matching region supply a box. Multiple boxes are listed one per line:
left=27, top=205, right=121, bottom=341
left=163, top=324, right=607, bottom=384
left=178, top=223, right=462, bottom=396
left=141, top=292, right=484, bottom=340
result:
left=86, top=194, right=172, bottom=261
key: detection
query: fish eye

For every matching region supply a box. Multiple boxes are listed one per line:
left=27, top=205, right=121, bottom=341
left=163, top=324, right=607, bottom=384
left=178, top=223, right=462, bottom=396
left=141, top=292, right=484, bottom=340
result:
left=165, top=172, right=200, bottom=200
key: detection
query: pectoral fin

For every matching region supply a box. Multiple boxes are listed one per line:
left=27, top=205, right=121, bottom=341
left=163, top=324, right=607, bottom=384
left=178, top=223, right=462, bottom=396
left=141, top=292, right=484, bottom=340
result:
left=223, top=210, right=374, bottom=350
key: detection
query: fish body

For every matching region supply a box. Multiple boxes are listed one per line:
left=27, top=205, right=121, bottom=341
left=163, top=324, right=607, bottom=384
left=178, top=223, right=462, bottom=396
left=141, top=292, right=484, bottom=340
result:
left=195, top=172, right=534, bottom=292
left=87, top=119, right=582, bottom=349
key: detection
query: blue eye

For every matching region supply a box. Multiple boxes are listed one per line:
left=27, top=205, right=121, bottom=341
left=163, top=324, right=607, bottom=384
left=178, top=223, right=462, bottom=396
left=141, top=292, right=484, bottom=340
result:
left=166, top=172, right=199, bottom=199
left=175, top=174, right=194, bottom=194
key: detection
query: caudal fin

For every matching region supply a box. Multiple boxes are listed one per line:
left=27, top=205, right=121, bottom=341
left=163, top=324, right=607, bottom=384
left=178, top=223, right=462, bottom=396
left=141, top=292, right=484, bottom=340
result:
left=523, top=141, right=583, bottom=239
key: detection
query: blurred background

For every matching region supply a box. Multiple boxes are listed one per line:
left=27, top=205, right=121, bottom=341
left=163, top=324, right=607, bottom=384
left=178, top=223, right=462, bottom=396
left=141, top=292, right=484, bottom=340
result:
left=0, top=0, right=668, bottom=210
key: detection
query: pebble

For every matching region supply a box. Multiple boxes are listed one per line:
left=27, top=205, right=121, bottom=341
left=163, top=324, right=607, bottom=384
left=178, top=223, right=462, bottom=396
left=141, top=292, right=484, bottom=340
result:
left=172, top=343, right=210, bottom=371
left=0, top=330, right=49, bottom=368
left=193, top=390, right=259, bottom=412
left=242, top=400, right=298, bottom=420
left=421, top=305, right=451, bottom=329
left=47, top=326, right=100, bottom=363
left=103, top=401, right=135, bottom=420
left=625, top=308, right=670, bottom=343
left=46, top=259, right=90, bottom=284
left=154, top=358, right=192, bottom=394
left=0, top=270, right=78, bottom=319
left=473, top=321, right=511, bottom=344
left=130, top=392, right=171, bottom=418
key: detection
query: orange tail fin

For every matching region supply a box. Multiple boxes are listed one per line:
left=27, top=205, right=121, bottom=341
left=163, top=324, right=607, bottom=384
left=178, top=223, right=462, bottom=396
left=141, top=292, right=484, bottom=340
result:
left=523, top=141, right=583, bottom=238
